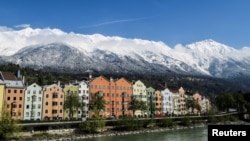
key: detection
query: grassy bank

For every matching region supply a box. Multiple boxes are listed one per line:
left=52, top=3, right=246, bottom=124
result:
left=8, top=114, right=242, bottom=141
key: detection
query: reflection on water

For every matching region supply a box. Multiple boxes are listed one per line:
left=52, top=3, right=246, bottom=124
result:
left=74, top=127, right=208, bottom=141
left=72, top=121, right=250, bottom=141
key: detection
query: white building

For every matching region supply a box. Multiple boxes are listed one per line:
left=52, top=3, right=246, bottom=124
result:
left=77, top=80, right=89, bottom=120
left=24, top=83, right=43, bottom=120
left=161, top=88, right=173, bottom=116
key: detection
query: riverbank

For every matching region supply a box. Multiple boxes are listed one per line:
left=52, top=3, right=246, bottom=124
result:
left=10, top=119, right=248, bottom=141
left=12, top=123, right=208, bottom=141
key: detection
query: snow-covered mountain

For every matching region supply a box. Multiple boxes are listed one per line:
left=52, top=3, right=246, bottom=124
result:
left=0, top=27, right=250, bottom=80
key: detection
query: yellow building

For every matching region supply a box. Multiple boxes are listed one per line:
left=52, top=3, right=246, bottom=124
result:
left=63, top=83, right=79, bottom=120
left=0, top=82, right=5, bottom=116
left=132, top=80, right=147, bottom=117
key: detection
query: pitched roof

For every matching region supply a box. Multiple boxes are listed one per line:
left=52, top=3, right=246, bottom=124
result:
left=0, top=71, right=18, bottom=81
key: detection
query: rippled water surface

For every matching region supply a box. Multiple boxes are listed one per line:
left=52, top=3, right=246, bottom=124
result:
left=74, top=127, right=208, bottom=141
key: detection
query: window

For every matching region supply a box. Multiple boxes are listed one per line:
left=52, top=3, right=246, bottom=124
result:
left=19, top=97, right=22, bottom=100
left=45, top=110, right=48, bottom=113
left=52, top=102, right=58, bottom=106
left=52, top=110, right=57, bottom=114
left=12, top=104, right=17, bottom=108
left=46, top=94, right=49, bottom=98
left=60, top=102, right=63, bottom=105
left=32, top=96, right=36, bottom=102
left=26, top=112, right=29, bottom=117
left=37, top=112, right=40, bottom=116
left=38, top=97, right=41, bottom=101
left=32, top=104, right=35, bottom=109
left=27, top=97, right=30, bottom=101
left=27, top=90, right=30, bottom=94
left=33, top=90, right=36, bottom=94
left=7, top=104, right=9, bottom=108
left=20, top=90, right=23, bottom=93
left=19, top=104, right=22, bottom=108
left=45, top=102, right=48, bottom=105
left=52, top=93, right=58, bottom=98
left=26, top=105, right=30, bottom=109
left=38, top=104, right=41, bottom=109
left=7, top=97, right=10, bottom=100
left=60, top=94, right=63, bottom=98
left=14, top=90, right=17, bottom=93
left=8, top=90, right=11, bottom=93
left=13, top=97, right=16, bottom=100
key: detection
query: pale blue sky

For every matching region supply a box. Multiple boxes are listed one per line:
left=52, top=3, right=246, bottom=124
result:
left=0, top=0, right=250, bottom=48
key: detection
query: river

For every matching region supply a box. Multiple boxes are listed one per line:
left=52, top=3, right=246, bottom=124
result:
left=73, top=126, right=208, bottom=141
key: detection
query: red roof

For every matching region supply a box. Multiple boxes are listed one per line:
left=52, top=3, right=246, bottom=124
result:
left=0, top=71, right=18, bottom=81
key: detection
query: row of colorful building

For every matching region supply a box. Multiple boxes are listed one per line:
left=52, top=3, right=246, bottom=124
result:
left=0, top=70, right=211, bottom=121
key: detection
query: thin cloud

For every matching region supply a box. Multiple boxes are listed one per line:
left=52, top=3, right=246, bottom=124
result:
left=80, top=17, right=151, bottom=28
left=14, top=24, right=31, bottom=29
left=0, top=26, right=13, bottom=32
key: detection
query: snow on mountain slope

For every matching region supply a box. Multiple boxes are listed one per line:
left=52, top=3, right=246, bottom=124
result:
left=0, top=26, right=250, bottom=79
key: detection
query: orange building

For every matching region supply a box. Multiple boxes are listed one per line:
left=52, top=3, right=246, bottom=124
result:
left=0, top=71, right=25, bottom=120
left=42, top=83, right=64, bottom=120
left=155, top=90, right=163, bottom=116
left=193, top=92, right=203, bottom=115
left=178, top=87, right=187, bottom=115
left=89, top=76, right=133, bottom=118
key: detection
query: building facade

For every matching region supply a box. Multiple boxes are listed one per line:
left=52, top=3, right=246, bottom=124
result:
left=42, top=83, right=64, bottom=120
left=77, top=80, right=89, bottom=119
left=112, top=77, right=133, bottom=117
left=133, top=80, right=147, bottom=117
left=24, top=83, right=43, bottom=120
left=193, top=92, right=203, bottom=115
left=0, top=71, right=25, bottom=120
left=63, top=84, right=79, bottom=120
left=0, top=81, right=5, bottom=116
left=89, top=76, right=133, bottom=118
left=155, top=90, right=163, bottom=116
left=161, top=88, right=173, bottom=116
left=146, top=87, right=155, bottom=117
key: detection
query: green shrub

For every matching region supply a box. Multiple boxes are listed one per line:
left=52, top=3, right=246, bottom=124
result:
left=157, top=118, right=175, bottom=127
left=179, top=117, right=192, bottom=126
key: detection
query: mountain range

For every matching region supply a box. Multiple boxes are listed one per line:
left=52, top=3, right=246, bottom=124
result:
left=0, top=27, right=250, bottom=92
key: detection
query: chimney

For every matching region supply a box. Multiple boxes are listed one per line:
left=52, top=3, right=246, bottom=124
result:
left=58, top=81, right=60, bottom=87
left=89, top=73, right=92, bottom=79
left=22, top=75, right=25, bottom=84
left=164, top=82, right=167, bottom=88
left=17, top=70, right=21, bottom=79
left=110, top=77, right=113, bottom=82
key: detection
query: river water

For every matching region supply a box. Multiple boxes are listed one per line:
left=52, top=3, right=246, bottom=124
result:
left=74, top=127, right=208, bottom=141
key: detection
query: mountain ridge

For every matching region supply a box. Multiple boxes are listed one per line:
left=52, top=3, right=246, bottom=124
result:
left=0, top=27, right=250, bottom=92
